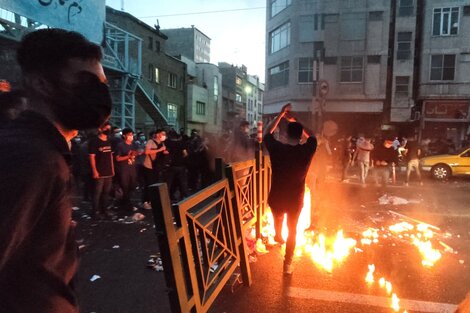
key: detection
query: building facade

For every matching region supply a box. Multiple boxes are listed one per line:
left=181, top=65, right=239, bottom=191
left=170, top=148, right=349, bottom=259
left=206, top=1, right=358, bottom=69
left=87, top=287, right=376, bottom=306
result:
left=163, top=26, right=211, bottom=63
left=179, top=56, right=223, bottom=137
left=107, top=7, right=186, bottom=133
left=246, top=74, right=265, bottom=128
left=417, top=0, right=470, bottom=144
left=265, top=0, right=470, bottom=144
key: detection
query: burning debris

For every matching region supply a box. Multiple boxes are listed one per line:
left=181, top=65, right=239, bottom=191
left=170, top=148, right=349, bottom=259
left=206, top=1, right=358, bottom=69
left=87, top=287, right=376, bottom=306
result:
left=257, top=184, right=459, bottom=312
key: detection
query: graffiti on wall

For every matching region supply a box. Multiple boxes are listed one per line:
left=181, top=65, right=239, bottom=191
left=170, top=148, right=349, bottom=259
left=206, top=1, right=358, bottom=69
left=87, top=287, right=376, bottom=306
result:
left=0, top=0, right=104, bottom=43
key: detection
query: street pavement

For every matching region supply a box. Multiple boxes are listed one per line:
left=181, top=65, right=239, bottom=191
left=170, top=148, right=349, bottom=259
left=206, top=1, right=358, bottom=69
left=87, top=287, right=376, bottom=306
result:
left=72, top=174, right=470, bottom=313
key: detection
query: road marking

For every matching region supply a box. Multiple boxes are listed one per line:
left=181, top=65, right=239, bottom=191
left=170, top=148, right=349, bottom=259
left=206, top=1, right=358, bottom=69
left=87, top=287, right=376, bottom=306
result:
left=287, top=287, right=458, bottom=313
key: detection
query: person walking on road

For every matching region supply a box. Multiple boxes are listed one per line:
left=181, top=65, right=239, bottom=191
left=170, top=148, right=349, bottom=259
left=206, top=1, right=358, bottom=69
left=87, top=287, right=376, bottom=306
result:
left=353, top=136, right=374, bottom=186
left=264, top=103, right=317, bottom=275
left=403, top=139, right=423, bottom=186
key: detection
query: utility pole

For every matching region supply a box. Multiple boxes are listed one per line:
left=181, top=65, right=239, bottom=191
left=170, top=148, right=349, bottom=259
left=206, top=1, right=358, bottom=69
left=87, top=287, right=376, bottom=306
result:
left=312, top=47, right=326, bottom=133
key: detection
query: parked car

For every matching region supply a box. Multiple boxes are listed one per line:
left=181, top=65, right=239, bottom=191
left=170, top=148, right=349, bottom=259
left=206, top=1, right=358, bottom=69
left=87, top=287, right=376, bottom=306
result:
left=420, top=147, right=470, bottom=180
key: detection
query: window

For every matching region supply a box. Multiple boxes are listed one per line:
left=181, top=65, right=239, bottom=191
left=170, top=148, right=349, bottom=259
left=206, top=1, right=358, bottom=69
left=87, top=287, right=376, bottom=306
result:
left=235, top=93, right=242, bottom=102
left=299, top=15, right=314, bottom=42
left=154, top=67, right=160, bottom=83
left=395, top=76, right=410, bottom=97
left=213, top=76, right=219, bottom=101
left=398, top=0, right=414, bottom=16
left=196, top=101, right=206, bottom=115
left=298, top=58, right=314, bottom=83
left=167, top=103, right=177, bottom=124
left=433, top=7, right=459, bottom=36
left=148, top=64, right=153, bottom=80
left=168, top=73, right=177, bottom=88
left=397, top=32, right=412, bottom=60
left=340, top=56, right=363, bottom=82
left=369, top=11, right=383, bottom=21
left=155, top=41, right=160, bottom=52
left=269, top=61, right=289, bottom=89
left=148, top=37, right=153, bottom=50
left=464, top=6, right=470, bottom=16
left=270, top=22, right=290, bottom=53
left=430, top=54, right=455, bottom=81
left=324, top=57, right=337, bottom=65
left=314, top=14, right=325, bottom=30
left=236, top=76, right=242, bottom=85
left=367, top=55, right=381, bottom=63
left=271, top=0, right=291, bottom=17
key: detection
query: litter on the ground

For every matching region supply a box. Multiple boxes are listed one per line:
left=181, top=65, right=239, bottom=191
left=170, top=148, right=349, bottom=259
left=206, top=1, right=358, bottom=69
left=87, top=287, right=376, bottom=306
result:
left=90, top=275, right=101, bottom=282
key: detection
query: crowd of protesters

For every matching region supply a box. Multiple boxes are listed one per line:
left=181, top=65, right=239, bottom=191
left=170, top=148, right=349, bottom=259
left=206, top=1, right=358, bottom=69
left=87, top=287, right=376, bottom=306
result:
left=318, top=132, right=470, bottom=188
left=68, top=126, right=226, bottom=219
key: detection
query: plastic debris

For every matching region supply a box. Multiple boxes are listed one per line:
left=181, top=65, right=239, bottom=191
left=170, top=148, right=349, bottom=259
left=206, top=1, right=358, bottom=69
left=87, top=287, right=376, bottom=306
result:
left=132, top=213, right=145, bottom=221
left=459, top=260, right=465, bottom=265
left=113, top=245, right=120, bottom=249
left=90, top=275, right=101, bottom=282
left=140, top=228, right=147, bottom=233
left=255, top=238, right=269, bottom=254
left=379, top=195, right=410, bottom=205
left=78, top=244, right=86, bottom=250
left=72, top=207, right=80, bottom=211
left=210, top=263, right=219, bottom=273
left=147, top=253, right=163, bottom=271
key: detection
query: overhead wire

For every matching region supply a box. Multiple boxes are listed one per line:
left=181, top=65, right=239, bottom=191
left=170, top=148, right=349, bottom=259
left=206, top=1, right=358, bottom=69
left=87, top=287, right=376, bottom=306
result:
left=137, top=6, right=266, bottom=19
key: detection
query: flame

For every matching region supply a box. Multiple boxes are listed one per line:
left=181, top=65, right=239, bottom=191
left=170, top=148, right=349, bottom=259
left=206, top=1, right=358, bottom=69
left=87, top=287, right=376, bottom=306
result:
left=365, top=264, right=375, bottom=283
left=389, top=222, right=414, bottom=233
left=302, top=230, right=357, bottom=272
left=412, top=238, right=442, bottom=267
left=361, top=228, right=379, bottom=245
left=388, top=221, right=442, bottom=267
left=391, top=293, right=400, bottom=312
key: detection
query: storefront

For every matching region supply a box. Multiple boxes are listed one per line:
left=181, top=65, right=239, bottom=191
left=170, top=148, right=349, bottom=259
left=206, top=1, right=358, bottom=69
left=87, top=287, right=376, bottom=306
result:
left=420, top=100, right=470, bottom=147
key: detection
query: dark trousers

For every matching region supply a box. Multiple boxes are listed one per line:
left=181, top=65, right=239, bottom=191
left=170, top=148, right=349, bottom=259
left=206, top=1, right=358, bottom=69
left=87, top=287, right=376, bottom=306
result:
left=167, top=166, right=189, bottom=201
left=142, top=167, right=158, bottom=203
left=92, top=177, right=113, bottom=214
left=118, top=167, right=137, bottom=210
left=272, top=208, right=302, bottom=265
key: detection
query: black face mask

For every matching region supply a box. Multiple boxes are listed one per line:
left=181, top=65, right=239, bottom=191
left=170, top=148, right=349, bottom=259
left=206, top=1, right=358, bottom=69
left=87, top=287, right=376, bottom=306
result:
left=48, top=71, right=112, bottom=130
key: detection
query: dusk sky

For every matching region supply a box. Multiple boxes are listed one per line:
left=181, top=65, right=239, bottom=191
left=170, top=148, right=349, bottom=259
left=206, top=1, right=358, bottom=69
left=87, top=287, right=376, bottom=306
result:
left=106, top=0, right=267, bottom=82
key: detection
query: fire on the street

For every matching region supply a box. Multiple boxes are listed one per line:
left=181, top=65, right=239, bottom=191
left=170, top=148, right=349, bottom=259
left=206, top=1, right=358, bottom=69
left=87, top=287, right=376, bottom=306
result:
left=258, top=185, right=455, bottom=313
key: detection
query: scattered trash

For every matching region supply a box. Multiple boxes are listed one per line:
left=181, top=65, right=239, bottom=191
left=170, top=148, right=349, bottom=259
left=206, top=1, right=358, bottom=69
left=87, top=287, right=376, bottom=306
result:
left=255, top=238, right=269, bottom=255
left=90, top=275, right=101, bottom=282
left=78, top=244, right=86, bottom=250
left=248, top=254, right=257, bottom=263
left=140, top=228, right=147, bottom=233
left=112, top=245, right=120, bottom=249
left=147, top=253, right=163, bottom=271
left=72, top=207, right=80, bottom=211
left=210, top=263, right=219, bottom=273
left=379, top=195, right=413, bottom=205
left=132, top=213, right=145, bottom=221
left=459, top=260, right=465, bottom=265
left=354, top=247, right=363, bottom=253
left=360, top=205, right=366, bottom=208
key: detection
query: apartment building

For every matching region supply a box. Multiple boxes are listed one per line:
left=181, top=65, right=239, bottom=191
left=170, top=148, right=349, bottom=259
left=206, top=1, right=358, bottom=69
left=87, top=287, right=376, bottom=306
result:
left=265, top=0, right=470, bottom=142
left=163, top=26, right=211, bottom=63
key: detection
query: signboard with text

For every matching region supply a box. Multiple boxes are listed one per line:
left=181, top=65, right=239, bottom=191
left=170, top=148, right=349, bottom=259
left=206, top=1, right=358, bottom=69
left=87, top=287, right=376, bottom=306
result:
left=423, top=101, right=470, bottom=121
left=0, top=0, right=105, bottom=44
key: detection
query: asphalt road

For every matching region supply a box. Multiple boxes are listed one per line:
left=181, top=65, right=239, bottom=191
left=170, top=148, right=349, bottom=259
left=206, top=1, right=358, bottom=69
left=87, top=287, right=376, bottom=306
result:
left=72, top=175, right=470, bottom=313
